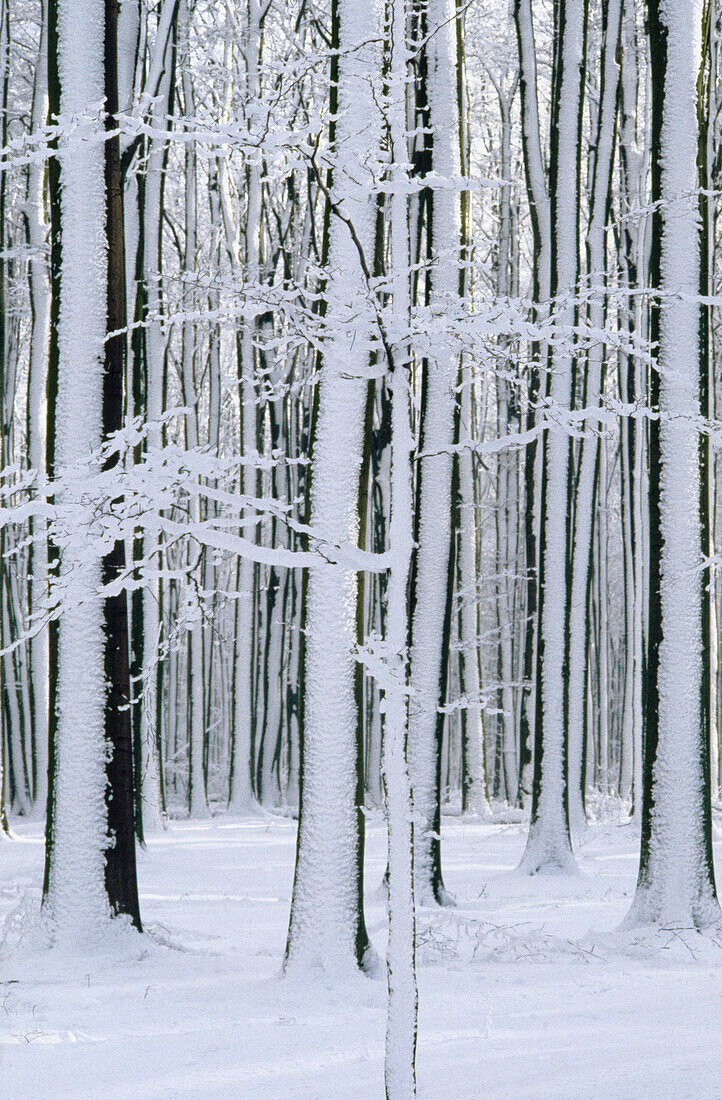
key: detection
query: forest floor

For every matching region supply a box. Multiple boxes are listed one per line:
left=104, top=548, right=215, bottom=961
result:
left=3, top=808, right=722, bottom=1098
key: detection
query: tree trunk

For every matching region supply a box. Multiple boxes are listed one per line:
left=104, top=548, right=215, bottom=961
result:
left=520, top=0, right=587, bottom=875
left=625, top=0, right=719, bottom=929
left=383, top=5, right=418, bottom=1091
left=25, top=1, right=51, bottom=818
left=407, top=0, right=462, bottom=907
left=284, top=0, right=380, bottom=976
left=102, top=0, right=141, bottom=928
left=566, top=0, right=621, bottom=831
left=43, top=0, right=114, bottom=938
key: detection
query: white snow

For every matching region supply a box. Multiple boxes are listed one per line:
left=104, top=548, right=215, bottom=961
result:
left=5, top=812, right=722, bottom=1097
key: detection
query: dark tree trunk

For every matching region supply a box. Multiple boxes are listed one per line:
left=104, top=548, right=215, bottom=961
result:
left=42, top=0, right=61, bottom=896
left=630, top=0, right=717, bottom=924
left=0, top=0, right=8, bottom=835
left=637, top=0, right=665, bottom=881
left=102, top=0, right=141, bottom=929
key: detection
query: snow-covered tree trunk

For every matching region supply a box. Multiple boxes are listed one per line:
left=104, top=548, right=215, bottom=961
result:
left=566, top=0, right=621, bottom=832
left=135, top=23, right=174, bottom=832
left=520, top=0, right=587, bottom=875
left=407, top=0, right=461, bottom=907
left=365, top=390, right=390, bottom=810
left=618, top=398, right=635, bottom=800
left=178, top=2, right=208, bottom=819
left=43, top=0, right=112, bottom=938
left=383, top=284, right=417, bottom=1098
left=284, top=0, right=381, bottom=976
left=0, top=0, right=6, bottom=837
left=459, top=358, right=490, bottom=818
left=513, top=0, right=551, bottom=804
left=493, top=78, right=520, bottom=807
left=625, top=0, right=719, bottom=929
left=382, top=3, right=417, bottom=1094
left=699, top=0, right=718, bottom=815
left=25, top=2, right=50, bottom=818
left=454, top=11, right=489, bottom=820
left=616, top=0, right=649, bottom=810
left=225, top=2, right=262, bottom=815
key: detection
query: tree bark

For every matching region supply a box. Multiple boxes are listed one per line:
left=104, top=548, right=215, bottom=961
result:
left=625, top=0, right=719, bottom=929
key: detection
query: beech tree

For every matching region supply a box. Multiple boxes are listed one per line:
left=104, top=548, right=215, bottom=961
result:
left=407, top=0, right=464, bottom=907
left=102, top=0, right=141, bottom=927
left=284, top=0, right=382, bottom=976
left=565, top=0, right=622, bottom=834
left=42, top=0, right=140, bottom=936
left=383, top=0, right=418, bottom=1090
left=520, top=0, right=587, bottom=875
left=42, top=0, right=117, bottom=936
left=625, top=0, right=719, bottom=929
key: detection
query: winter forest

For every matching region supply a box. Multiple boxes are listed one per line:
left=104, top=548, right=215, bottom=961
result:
left=3, top=0, right=722, bottom=1094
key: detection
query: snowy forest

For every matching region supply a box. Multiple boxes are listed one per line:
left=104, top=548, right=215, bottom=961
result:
left=3, top=0, right=722, bottom=1095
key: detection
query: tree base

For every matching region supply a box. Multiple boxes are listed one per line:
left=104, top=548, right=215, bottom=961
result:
left=283, top=938, right=382, bottom=982
left=518, top=828, right=578, bottom=876
left=621, top=884, right=721, bottom=933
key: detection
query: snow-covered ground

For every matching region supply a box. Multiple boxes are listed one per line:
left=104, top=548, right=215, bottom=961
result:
left=3, top=811, right=722, bottom=1098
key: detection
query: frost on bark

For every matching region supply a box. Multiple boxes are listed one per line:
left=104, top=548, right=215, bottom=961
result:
left=227, top=0, right=263, bottom=816
left=284, top=0, right=381, bottom=976
left=0, top=0, right=9, bottom=836
left=459, top=356, right=490, bottom=819
left=383, top=0, right=418, bottom=1093
left=136, top=19, right=173, bottom=834
left=492, top=72, right=520, bottom=809
left=179, top=0, right=209, bottom=822
left=42, top=0, right=141, bottom=936
left=513, top=0, right=551, bottom=806
left=624, top=0, right=719, bottom=930
left=43, top=0, right=113, bottom=939
left=25, top=1, right=51, bottom=819
left=566, top=0, right=622, bottom=833
left=616, top=0, right=647, bottom=812
left=457, top=11, right=489, bottom=818
left=407, top=0, right=462, bottom=907
left=519, top=0, right=586, bottom=876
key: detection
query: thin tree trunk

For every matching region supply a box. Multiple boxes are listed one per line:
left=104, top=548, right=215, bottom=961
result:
left=102, top=0, right=141, bottom=927
left=513, top=0, right=552, bottom=806
left=179, top=1, right=208, bottom=819
left=566, top=0, right=621, bottom=831
left=407, top=0, right=462, bottom=907
left=137, top=21, right=173, bottom=831
left=25, top=2, right=50, bottom=817
left=383, top=6, right=417, bottom=1091
left=520, top=0, right=587, bottom=875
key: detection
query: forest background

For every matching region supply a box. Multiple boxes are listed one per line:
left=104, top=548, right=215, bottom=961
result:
left=1, top=0, right=721, bottom=1095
